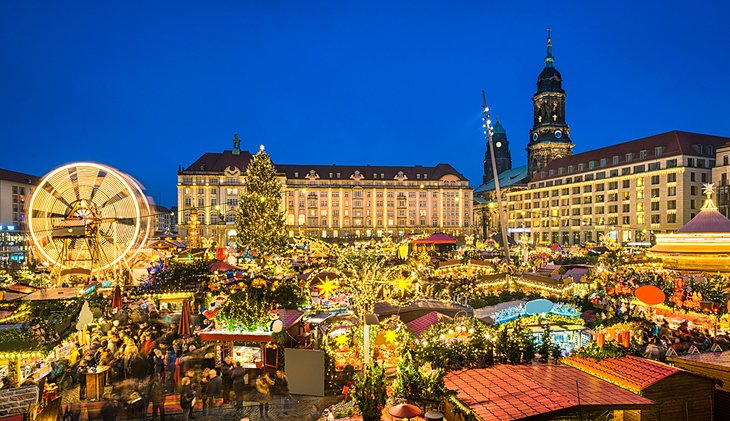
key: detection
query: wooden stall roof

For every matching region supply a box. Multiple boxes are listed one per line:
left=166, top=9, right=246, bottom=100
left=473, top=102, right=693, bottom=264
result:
left=563, top=355, right=680, bottom=394
left=405, top=311, right=450, bottom=339
left=21, top=288, right=79, bottom=301
left=669, top=351, right=730, bottom=392
left=445, top=365, right=652, bottom=421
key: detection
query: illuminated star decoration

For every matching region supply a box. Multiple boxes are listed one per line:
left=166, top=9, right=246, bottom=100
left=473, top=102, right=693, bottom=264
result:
left=334, top=334, right=350, bottom=348
left=395, top=276, right=413, bottom=297
left=318, top=278, right=339, bottom=299
left=384, top=330, right=398, bottom=344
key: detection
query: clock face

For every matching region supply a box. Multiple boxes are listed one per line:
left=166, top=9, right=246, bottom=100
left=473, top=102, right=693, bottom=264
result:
left=555, top=130, right=563, bottom=139
left=495, top=141, right=502, bottom=148
left=532, top=133, right=538, bottom=141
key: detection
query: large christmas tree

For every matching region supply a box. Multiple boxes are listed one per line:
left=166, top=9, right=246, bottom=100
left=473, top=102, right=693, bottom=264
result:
left=236, top=146, right=287, bottom=256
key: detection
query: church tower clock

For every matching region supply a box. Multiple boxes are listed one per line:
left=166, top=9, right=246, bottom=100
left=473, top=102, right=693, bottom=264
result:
left=527, top=30, right=573, bottom=177
left=483, top=120, right=512, bottom=184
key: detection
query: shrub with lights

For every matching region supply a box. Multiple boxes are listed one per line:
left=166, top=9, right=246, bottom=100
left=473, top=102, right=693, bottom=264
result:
left=392, top=348, right=455, bottom=406
left=414, top=316, right=494, bottom=369
left=351, top=364, right=387, bottom=421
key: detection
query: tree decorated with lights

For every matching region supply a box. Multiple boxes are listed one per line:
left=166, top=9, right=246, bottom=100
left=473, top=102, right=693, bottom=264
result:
left=236, top=146, right=287, bottom=256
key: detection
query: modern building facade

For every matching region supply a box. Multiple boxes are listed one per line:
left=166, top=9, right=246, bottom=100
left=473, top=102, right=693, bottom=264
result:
left=0, top=168, right=39, bottom=262
left=712, top=142, right=730, bottom=218
left=506, top=131, right=727, bottom=245
left=150, top=204, right=175, bottom=237
left=177, top=137, right=473, bottom=247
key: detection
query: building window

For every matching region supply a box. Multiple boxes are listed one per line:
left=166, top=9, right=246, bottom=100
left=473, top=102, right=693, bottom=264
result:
left=655, top=147, right=663, bottom=157
left=668, top=173, right=677, bottom=183
left=668, top=187, right=676, bottom=196
left=640, top=150, right=648, bottom=160
left=668, top=214, right=677, bottom=223
left=651, top=175, right=660, bottom=185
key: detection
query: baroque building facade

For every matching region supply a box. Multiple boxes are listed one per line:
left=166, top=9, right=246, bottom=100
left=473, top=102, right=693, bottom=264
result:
left=177, top=137, right=473, bottom=247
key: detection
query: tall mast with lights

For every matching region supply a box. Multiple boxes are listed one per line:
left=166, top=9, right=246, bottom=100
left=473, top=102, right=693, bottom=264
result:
left=482, top=90, right=511, bottom=263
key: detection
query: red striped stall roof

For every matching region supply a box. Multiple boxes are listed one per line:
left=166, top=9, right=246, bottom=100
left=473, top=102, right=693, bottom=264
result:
left=405, top=311, right=450, bottom=338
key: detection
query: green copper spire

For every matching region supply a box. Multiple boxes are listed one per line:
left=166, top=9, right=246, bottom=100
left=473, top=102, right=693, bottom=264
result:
left=544, top=27, right=554, bottom=67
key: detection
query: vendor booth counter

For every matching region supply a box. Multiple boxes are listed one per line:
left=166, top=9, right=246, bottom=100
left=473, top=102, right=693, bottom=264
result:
left=198, top=331, right=280, bottom=370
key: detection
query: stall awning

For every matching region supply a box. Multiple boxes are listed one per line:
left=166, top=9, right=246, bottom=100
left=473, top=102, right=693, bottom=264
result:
left=409, top=233, right=457, bottom=245
left=198, top=330, right=273, bottom=343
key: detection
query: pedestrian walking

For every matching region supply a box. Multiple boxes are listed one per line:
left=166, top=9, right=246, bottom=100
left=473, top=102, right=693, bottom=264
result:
left=203, top=369, right=222, bottom=416
left=273, top=369, right=291, bottom=408
left=179, top=376, right=196, bottom=420
left=165, top=348, right=177, bottom=393
left=220, top=356, right=234, bottom=403
left=230, top=362, right=247, bottom=409
left=255, top=372, right=274, bottom=420
left=149, top=374, right=167, bottom=420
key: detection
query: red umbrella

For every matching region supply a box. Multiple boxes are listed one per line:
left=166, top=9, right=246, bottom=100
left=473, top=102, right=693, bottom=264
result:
left=388, top=404, right=422, bottom=419
left=208, top=260, right=240, bottom=273
left=178, top=299, right=192, bottom=339
left=111, top=284, right=123, bottom=310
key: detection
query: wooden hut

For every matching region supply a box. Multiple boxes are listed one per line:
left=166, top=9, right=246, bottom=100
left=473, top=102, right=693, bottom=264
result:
left=669, top=350, right=730, bottom=420
left=564, top=355, right=716, bottom=420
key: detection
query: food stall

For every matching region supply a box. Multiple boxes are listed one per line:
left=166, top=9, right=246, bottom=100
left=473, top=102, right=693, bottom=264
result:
left=198, top=330, right=281, bottom=370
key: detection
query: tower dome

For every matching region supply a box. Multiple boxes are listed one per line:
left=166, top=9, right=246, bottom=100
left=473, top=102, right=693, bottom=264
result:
left=536, top=33, right=564, bottom=94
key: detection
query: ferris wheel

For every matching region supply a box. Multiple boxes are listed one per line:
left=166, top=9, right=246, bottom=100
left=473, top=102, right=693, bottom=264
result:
left=27, top=162, right=152, bottom=279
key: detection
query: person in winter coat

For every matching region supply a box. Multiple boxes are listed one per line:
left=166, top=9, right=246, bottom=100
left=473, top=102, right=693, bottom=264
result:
left=148, top=375, right=167, bottom=420
left=165, top=348, right=177, bottom=393
left=125, top=391, right=146, bottom=420
left=229, top=362, right=247, bottom=409
left=129, top=352, right=149, bottom=380
left=273, top=369, right=291, bottom=407
left=202, top=369, right=222, bottom=416
left=153, top=349, right=165, bottom=376
left=77, top=360, right=88, bottom=400
left=219, top=356, right=234, bottom=403
left=255, top=372, right=274, bottom=420
left=179, top=376, right=196, bottom=421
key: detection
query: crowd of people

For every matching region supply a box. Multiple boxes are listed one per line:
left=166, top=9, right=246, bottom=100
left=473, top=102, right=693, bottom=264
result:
left=58, top=298, right=292, bottom=420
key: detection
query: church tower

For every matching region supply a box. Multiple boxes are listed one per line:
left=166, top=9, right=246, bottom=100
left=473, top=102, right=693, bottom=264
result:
left=483, top=120, right=512, bottom=184
left=527, top=30, right=573, bottom=177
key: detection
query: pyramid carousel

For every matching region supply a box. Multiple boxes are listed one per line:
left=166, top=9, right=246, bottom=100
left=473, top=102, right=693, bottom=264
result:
left=649, top=184, right=730, bottom=272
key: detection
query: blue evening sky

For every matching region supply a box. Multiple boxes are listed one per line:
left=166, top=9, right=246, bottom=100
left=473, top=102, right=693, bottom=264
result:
left=1, top=1, right=728, bottom=207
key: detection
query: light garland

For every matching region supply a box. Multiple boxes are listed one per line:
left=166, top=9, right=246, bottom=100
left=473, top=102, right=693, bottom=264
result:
left=0, top=351, right=46, bottom=360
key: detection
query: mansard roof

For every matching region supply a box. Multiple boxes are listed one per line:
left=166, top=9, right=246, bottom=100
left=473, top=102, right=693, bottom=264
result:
left=179, top=150, right=468, bottom=182
left=530, top=131, right=729, bottom=183
left=180, top=150, right=253, bottom=173
left=277, top=163, right=468, bottom=182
